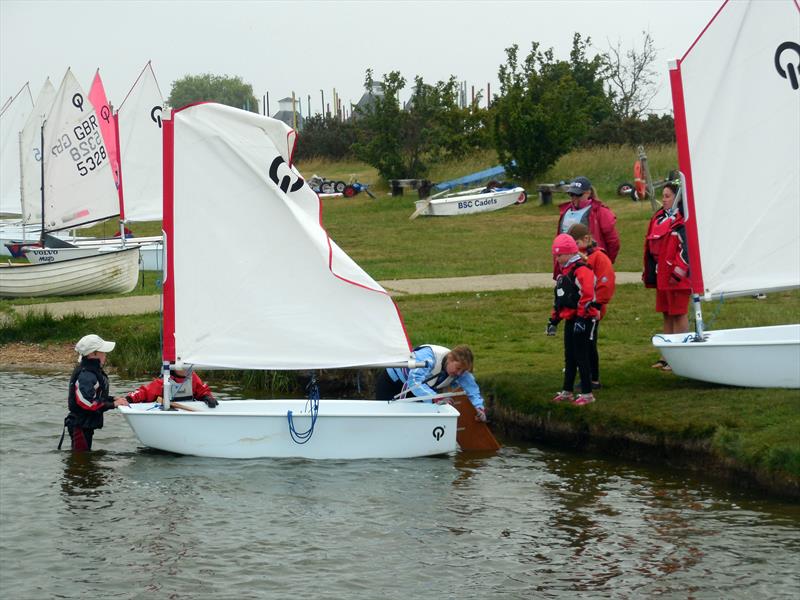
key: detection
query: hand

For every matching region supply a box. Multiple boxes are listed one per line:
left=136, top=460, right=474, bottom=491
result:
left=546, top=319, right=558, bottom=336
left=113, top=397, right=129, bottom=407
left=475, top=407, right=487, bottom=422
left=202, top=396, right=219, bottom=408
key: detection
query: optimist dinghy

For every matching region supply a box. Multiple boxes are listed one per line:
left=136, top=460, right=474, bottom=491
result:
left=653, top=0, right=800, bottom=388
left=119, top=103, right=459, bottom=458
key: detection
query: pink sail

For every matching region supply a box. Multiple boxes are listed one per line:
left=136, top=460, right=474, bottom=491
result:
left=88, top=70, right=120, bottom=189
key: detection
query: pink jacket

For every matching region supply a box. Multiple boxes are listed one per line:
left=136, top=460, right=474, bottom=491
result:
left=557, top=198, right=620, bottom=263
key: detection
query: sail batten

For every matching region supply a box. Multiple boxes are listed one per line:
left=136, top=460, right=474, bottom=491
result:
left=671, top=0, right=800, bottom=297
left=165, top=104, right=412, bottom=370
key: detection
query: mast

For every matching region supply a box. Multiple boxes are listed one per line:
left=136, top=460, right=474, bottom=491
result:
left=39, top=121, right=45, bottom=244
left=112, top=104, right=126, bottom=247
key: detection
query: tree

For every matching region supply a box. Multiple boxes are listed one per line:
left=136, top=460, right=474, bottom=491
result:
left=602, top=31, right=660, bottom=119
left=493, top=36, right=612, bottom=180
left=168, top=74, right=259, bottom=112
left=293, top=114, right=358, bottom=161
left=352, top=70, right=471, bottom=181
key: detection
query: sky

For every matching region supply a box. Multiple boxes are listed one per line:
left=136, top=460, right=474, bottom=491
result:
left=1, top=0, right=722, bottom=117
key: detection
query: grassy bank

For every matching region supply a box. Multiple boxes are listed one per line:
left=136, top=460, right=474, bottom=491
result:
left=2, top=285, right=798, bottom=492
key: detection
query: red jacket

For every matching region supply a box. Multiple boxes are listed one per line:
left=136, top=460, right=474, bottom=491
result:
left=643, top=209, right=692, bottom=292
left=585, top=245, right=615, bottom=318
left=551, top=259, right=600, bottom=322
left=126, top=372, right=215, bottom=403
left=557, top=198, right=620, bottom=263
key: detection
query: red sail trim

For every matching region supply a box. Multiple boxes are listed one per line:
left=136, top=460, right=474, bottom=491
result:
left=162, top=114, right=175, bottom=362
left=680, top=0, right=730, bottom=62
left=669, top=63, right=705, bottom=295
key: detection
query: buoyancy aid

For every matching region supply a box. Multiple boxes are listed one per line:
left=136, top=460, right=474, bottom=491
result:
left=67, top=358, right=112, bottom=430
left=643, top=208, right=684, bottom=288
left=413, top=345, right=455, bottom=390
left=554, top=260, right=589, bottom=311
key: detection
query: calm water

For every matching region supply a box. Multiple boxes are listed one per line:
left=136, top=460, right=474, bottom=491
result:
left=1, top=370, right=798, bottom=599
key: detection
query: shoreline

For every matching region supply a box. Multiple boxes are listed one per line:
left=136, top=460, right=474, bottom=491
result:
left=5, top=341, right=797, bottom=501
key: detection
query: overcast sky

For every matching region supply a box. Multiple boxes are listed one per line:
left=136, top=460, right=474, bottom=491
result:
left=2, top=0, right=721, bottom=117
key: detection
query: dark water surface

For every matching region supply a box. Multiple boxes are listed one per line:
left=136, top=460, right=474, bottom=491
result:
left=1, top=370, right=798, bottom=599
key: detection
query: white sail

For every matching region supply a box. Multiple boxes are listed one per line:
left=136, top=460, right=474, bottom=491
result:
left=166, top=103, right=412, bottom=370
left=0, top=83, right=33, bottom=216
left=20, top=79, right=56, bottom=225
left=117, top=61, right=164, bottom=222
left=42, top=69, right=118, bottom=232
left=673, top=0, right=800, bottom=298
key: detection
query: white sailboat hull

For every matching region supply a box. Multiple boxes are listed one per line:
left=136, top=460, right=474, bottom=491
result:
left=119, top=399, right=460, bottom=459
left=414, top=187, right=526, bottom=217
left=0, top=246, right=140, bottom=298
left=653, top=324, right=800, bottom=388
left=25, top=239, right=162, bottom=271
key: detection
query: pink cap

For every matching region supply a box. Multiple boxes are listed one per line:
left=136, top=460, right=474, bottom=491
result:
left=552, top=233, right=579, bottom=255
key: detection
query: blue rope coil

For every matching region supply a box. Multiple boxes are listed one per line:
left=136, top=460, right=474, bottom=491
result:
left=287, top=373, right=320, bottom=444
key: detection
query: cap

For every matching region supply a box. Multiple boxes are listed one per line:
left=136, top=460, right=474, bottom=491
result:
left=552, top=233, right=579, bottom=256
left=566, top=176, right=591, bottom=195
left=75, top=334, right=116, bottom=356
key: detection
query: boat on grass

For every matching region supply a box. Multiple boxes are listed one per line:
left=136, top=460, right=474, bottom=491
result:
left=119, top=103, right=460, bottom=459
left=412, top=184, right=526, bottom=218
left=652, top=0, right=799, bottom=389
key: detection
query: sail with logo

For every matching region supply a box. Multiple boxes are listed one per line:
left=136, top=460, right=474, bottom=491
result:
left=653, top=0, right=800, bottom=388
left=118, top=102, right=460, bottom=459
left=0, top=69, right=139, bottom=298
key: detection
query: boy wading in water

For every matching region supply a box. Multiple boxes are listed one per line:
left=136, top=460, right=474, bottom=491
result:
left=60, top=335, right=129, bottom=452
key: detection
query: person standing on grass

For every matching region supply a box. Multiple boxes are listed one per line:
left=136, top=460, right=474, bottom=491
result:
left=566, top=223, right=616, bottom=389
left=556, top=176, right=620, bottom=270
left=60, top=335, right=129, bottom=452
left=643, top=181, right=691, bottom=371
left=547, top=234, right=600, bottom=406
left=374, top=344, right=487, bottom=422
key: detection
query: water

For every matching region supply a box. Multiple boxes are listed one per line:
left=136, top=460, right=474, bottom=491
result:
left=1, top=370, right=798, bottom=599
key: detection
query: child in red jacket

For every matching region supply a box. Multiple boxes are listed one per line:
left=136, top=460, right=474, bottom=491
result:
left=126, top=368, right=218, bottom=407
left=568, top=223, right=616, bottom=389
left=547, top=234, right=600, bottom=406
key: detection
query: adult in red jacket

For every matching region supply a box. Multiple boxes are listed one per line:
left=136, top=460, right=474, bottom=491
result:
left=556, top=176, right=620, bottom=273
left=567, top=223, right=616, bottom=389
left=547, top=234, right=600, bottom=406
left=643, top=182, right=692, bottom=370
left=126, top=369, right=219, bottom=407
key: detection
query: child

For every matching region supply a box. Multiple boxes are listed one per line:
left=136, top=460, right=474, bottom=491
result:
left=62, top=334, right=129, bottom=452
left=125, top=368, right=218, bottom=407
left=568, top=223, right=616, bottom=388
left=547, top=234, right=600, bottom=405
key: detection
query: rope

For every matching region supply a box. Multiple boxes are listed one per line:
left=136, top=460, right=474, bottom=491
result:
left=287, top=373, right=320, bottom=444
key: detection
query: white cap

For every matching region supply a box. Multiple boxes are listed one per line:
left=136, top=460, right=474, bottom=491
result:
left=75, top=334, right=116, bottom=356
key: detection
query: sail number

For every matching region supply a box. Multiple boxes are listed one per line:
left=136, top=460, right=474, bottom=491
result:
left=49, top=114, right=109, bottom=177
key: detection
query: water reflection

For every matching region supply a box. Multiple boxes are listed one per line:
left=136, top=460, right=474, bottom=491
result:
left=60, top=451, right=114, bottom=509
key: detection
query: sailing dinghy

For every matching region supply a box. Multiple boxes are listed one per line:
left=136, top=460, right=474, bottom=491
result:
left=119, top=103, right=459, bottom=459
left=412, top=184, right=526, bottom=218
left=653, top=0, right=800, bottom=388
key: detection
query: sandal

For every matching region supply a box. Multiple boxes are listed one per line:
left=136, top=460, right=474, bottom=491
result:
left=651, top=359, right=668, bottom=369
left=661, top=363, right=672, bottom=372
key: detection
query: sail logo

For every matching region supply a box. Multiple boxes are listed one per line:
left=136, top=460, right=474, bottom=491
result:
left=432, top=426, right=445, bottom=441
left=71, top=93, right=84, bottom=112
left=150, top=106, right=163, bottom=128
left=99, top=105, right=111, bottom=123
left=774, top=42, right=800, bottom=90
left=268, top=155, right=304, bottom=194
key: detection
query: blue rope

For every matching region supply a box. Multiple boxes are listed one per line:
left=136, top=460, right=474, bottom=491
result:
left=287, top=373, right=320, bottom=444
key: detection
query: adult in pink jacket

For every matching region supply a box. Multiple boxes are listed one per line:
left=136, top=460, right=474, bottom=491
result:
left=556, top=176, right=620, bottom=268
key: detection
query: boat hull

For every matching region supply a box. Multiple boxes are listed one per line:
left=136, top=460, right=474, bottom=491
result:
left=119, top=399, right=460, bottom=459
left=415, top=187, right=525, bottom=217
left=0, top=247, right=140, bottom=298
left=25, top=241, right=162, bottom=271
left=652, top=324, right=800, bottom=388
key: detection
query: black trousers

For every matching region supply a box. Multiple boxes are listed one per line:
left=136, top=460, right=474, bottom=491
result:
left=375, top=370, right=404, bottom=400
left=590, top=320, right=600, bottom=383
left=563, top=318, right=595, bottom=395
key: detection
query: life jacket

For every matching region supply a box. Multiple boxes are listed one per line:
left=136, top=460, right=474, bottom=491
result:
left=67, top=358, right=110, bottom=430
left=170, top=371, right=194, bottom=401
left=644, top=208, right=683, bottom=287
left=554, top=260, right=589, bottom=311
left=413, top=345, right=455, bottom=390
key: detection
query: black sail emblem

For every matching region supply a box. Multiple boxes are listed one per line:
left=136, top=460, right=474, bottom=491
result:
left=774, top=41, right=800, bottom=90
left=150, top=106, right=163, bottom=128
left=268, top=156, right=304, bottom=193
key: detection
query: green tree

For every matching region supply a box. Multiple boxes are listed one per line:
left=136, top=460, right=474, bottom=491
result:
left=493, top=36, right=612, bottom=180
left=168, top=74, right=259, bottom=112
left=352, top=70, right=478, bottom=181
left=294, top=114, right=358, bottom=161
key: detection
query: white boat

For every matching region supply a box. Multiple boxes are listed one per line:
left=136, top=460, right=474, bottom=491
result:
left=119, top=103, right=459, bottom=459
left=412, top=185, right=526, bottom=217
left=0, top=246, right=140, bottom=298
left=25, top=236, right=163, bottom=271
left=652, top=0, right=800, bottom=389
